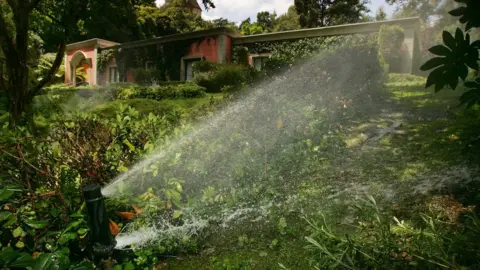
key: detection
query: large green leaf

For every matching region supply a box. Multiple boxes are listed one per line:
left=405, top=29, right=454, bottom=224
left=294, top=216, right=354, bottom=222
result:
left=450, top=0, right=480, bottom=30
left=0, top=211, right=13, bottom=222
left=25, top=219, right=49, bottom=229
left=70, top=261, right=94, bottom=270
left=0, top=187, right=14, bottom=201
left=34, top=253, right=54, bottom=270
left=460, top=79, right=480, bottom=108
left=0, top=248, right=22, bottom=265
left=420, top=57, right=445, bottom=71
left=58, top=232, right=77, bottom=245
left=423, top=28, right=479, bottom=91
left=9, top=253, right=35, bottom=268
left=428, top=45, right=451, bottom=56
left=442, top=31, right=456, bottom=50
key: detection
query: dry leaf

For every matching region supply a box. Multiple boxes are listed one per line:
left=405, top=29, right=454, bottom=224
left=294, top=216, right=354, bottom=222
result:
left=277, top=118, right=283, bottom=129
left=32, top=252, right=40, bottom=259
left=132, top=204, right=143, bottom=215
left=109, top=219, right=120, bottom=236
left=117, top=212, right=136, bottom=220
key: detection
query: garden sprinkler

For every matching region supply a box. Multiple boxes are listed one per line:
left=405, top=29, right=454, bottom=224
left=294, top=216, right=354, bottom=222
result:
left=83, top=184, right=116, bottom=261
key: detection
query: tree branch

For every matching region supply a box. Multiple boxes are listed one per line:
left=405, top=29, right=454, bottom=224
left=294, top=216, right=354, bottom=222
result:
left=28, top=41, right=66, bottom=98
left=34, top=5, right=63, bottom=25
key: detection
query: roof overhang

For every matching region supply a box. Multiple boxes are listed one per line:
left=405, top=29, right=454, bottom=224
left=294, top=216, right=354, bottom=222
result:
left=101, top=27, right=239, bottom=51
left=232, top=17, right=421, bottom=45
left=66, top=38, right=120, bottom=51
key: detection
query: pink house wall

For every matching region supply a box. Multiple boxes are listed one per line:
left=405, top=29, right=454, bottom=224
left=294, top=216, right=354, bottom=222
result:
left=185, top=37, right=218, bottom=62
left=225, top=36, right=232, bottom=63
left=65, top=46, right=96, bottom=85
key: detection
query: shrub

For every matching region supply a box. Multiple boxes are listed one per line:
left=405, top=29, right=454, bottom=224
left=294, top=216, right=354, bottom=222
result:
left=132, top=68, right=165, bottom=84
left=116, top=83, right=206, bottom=100
left=378, top=25, right=406, bottom=73
left=193, top=63, right=251, bottom=93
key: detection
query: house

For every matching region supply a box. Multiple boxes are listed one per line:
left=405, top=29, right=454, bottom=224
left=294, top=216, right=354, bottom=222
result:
left=64, top=17, right=421, bottom=87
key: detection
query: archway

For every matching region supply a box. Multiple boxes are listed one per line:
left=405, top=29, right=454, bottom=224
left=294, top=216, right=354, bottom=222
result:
left=70, top=51, right=92, bottom=87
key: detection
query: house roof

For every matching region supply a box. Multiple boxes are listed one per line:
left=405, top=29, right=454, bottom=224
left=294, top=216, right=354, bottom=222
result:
left=71, top=17, right=421, bottom=53
left=101, top=27, right=239, bottom=50
left=233, top=17, right=421, bottom=45
left=66, top=38, right=120, bottom=51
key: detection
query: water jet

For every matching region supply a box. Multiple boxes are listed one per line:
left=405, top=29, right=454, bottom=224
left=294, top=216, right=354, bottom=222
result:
left=83, top=184, right=116, bottom=260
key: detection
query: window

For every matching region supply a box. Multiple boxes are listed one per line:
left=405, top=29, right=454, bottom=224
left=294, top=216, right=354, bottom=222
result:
left=184, top=58, right=201, bottom=81
left=109, top=67, right=119, bottom=83
left=253, top=56, right=269, bottom=71
left=145, top=61, right=155, bottom=70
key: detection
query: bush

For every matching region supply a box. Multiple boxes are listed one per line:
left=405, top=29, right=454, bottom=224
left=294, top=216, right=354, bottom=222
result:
left=132, top=68, right=164, bottom=84
left=193, top=63, right=252, bottom=93
left=116, top=83, right=206, bottom=100
left=378, top=25, right=406, bottom=73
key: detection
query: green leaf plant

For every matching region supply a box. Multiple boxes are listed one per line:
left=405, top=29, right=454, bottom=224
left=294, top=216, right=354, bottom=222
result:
left=421, top=0, right=480, bottom=107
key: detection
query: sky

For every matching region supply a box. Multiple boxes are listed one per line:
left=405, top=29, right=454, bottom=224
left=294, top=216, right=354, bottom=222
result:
left=155, top=0, right=397, bottom=24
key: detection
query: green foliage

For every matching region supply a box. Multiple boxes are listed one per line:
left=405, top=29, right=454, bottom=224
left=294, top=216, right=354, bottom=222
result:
left=294, top=0, right=370, bottom=28
left=378, top=25, right=406, bottom=72
left=274, top=6, right=301, bottom=32
left=421, top=0, right=480, bottom=107
left=387, top=73, right=426, bottom=87
left=97, top=49, right=115, bottom=73
left=232, top=47, right=250, bottom=66
left=34, top=53, right=65, bottom=85
left=132, top=68, right=164, bottom=84
left=448, top=0, right=480, bottom=31
left=193, top=63, right=254, bottom=93
left=421, top=28, right=479, bottom=91
left=375, top=6, right=387, bottom=21
left=306, top=196, right=480, bottom=269
left=116, top=83, right=206, bottom=100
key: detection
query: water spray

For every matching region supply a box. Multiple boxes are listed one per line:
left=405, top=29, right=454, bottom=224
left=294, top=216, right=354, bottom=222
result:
left=83, top=184, right=116, bottom=261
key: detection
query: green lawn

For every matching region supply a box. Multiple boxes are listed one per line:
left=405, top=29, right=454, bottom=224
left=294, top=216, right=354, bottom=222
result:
left=158, top=74, right=480, bottom=269
left=92, top=94, right=224, bottom=118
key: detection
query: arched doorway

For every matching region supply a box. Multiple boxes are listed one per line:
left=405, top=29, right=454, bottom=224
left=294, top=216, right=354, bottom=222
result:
left=70, top=51, right=92, bottom=87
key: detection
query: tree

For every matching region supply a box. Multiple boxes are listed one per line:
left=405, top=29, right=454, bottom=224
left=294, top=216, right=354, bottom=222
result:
left=256, top=11, right=277, bottom=32
left=0, top=0, right=86, bottom=127
left=420, top=0, right=480, bottom=107
left=238, top=17, right=264, bottom=35
left=294, top=0, right=369, bottom=28
left=136, top=5, right=176, bottom=38
left=131, top=0, right=156, bottom=6
left=211, top=17, right=237, bottom=29
left=375, top=6, right=387, bottom=21
left=274, top=5, right=301, bottom=31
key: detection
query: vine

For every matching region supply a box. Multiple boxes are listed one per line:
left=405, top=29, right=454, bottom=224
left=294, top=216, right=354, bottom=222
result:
left=97, top=49, right=115, bottom=73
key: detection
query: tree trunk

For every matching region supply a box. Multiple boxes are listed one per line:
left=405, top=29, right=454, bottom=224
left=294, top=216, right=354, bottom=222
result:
left=6, top=50, right=29, bottom=128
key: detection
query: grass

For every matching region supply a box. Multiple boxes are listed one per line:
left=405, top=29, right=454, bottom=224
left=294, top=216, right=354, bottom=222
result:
left=158, top=74, right=480, bottom=269
left=92, top=94, right=223, bottom=118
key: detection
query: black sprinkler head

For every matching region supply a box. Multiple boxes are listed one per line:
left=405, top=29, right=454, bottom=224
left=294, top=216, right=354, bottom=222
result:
left=83, top=184, right=116, bottom=261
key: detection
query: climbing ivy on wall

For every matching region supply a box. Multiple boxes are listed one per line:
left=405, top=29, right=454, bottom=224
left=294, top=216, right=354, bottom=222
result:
left=98, top=39, right=194, bottom=82
left=97, top=49, right=115, bottom=73
left=234, top=34, right=378, bottom=74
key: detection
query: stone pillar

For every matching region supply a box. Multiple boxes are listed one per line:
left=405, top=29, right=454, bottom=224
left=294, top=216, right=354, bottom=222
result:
left=92, top=48, right=98, bottom=86
left=402, top=27, right=420, bottom=74
left=72, top=63, right=76, bottom=87
left=217, top=34, right=227, bottom=64
left=64, top=53, right=69, bottom=84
